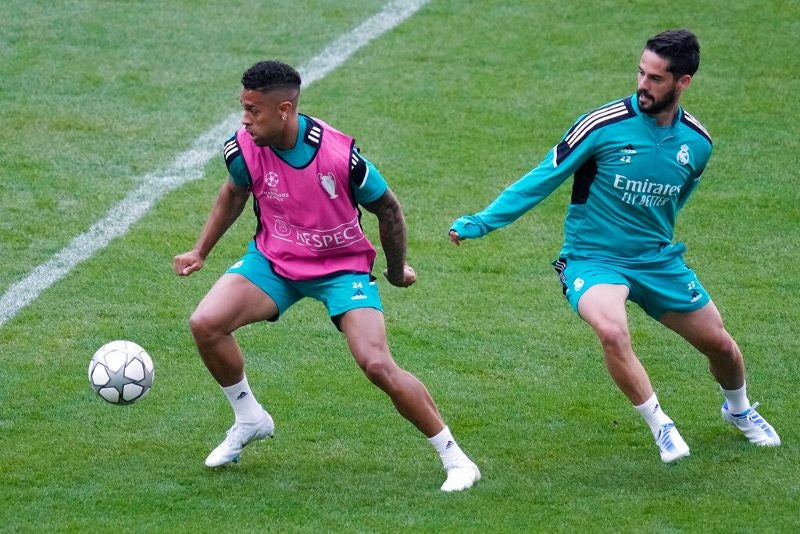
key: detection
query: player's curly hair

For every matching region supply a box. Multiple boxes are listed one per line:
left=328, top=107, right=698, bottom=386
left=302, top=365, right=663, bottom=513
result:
left=241, top=60, right=301, bottom=93
left=646, top=29, right=700, bottom=78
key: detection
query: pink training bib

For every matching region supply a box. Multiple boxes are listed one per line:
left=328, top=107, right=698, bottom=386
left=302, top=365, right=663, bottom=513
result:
left=236, top=118, right=377, bottom=280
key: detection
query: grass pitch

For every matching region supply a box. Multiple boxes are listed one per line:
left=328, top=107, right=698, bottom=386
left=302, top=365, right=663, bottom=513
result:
left=1, top=0, right=799, bottom=532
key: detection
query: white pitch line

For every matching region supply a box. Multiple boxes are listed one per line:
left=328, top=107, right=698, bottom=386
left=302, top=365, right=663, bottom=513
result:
left=0, top=0, right=429, bottom=328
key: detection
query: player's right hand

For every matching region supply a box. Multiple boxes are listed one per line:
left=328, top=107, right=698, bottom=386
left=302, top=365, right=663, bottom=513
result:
left=449, top=230, right=462, bottom=246
left=384, top=264, right=416, bottom=287
left=173, top=251, right=204, bottom=276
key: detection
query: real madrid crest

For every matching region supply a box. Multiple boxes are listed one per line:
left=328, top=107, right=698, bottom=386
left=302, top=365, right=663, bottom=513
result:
left=676, top=144, right=690, bottom=165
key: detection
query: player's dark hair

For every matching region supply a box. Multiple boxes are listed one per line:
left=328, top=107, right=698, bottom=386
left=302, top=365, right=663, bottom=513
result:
left=645, top=29, right=700, bottom=77
left=241, top=60, right=301, bottom=94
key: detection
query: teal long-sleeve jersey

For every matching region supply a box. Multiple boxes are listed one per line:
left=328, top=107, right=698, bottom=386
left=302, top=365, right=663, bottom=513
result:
left=452, top=94, right=713, bottom=263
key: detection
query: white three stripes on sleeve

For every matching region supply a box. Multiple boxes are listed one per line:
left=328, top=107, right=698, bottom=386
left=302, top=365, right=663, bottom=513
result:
left=682, top=111, right=711, bottom=141
left=223, top=139, right=239, bottom=160
left=564, top=101, right=629, bottom=147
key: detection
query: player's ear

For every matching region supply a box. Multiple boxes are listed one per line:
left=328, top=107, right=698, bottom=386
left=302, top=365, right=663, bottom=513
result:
left=278, top=99, right=295, bottom=118
left=677, top=74, right=692, bottom=93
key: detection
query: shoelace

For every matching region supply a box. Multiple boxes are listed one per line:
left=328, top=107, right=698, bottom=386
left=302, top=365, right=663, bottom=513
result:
left=743, top=402, right=771, bottom=429
left=733, top=401, right=761, bottom=420
left=733, top=401, right=775, bottom=434
left=224, top=424, right=250, bottom=446
left=444, top=459, right=475, bottom=471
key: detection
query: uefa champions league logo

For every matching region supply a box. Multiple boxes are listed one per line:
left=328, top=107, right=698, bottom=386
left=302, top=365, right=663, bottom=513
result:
left=264, top=171, right=279, bottom=188
left=262, top=171, right=289, bottom=201
left=319, top=172, right=338, bottom=199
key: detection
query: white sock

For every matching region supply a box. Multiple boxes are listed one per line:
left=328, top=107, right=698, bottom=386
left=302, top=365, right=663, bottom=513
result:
left=428, top=426, right=467, bottom=467
left=721, top=383, right=750, bottom=414
left=634, top=393, right=673, bottom=439
left=221, top=375, right=265, bottom=423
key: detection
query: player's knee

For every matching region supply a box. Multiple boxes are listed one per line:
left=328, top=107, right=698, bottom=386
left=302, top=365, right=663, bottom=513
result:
left=360, top=357, right=400, bottom=391
left=594, top=322, right=631, bottom=350
left=702, top=332, right=740, bottom=359
left=188, top=309, right=224, bottom=344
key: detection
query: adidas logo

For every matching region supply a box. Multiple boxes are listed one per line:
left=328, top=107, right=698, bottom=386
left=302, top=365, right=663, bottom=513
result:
left=621, top=144, right=637, bottom=154
left=351, top=289, right=367, bottom=301
left=445, top=440, right=454, bottom=449
left=236, top=392, right=249, bottom=400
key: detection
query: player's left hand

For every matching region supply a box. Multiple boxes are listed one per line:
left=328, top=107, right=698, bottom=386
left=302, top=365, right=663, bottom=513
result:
left=449, top=230, right=462, bottom=246
left=384, top=265, right=416, bottom=287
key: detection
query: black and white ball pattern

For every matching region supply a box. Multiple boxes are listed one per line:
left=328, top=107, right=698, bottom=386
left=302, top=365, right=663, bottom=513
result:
left=88, top=340, right=154, bottom=405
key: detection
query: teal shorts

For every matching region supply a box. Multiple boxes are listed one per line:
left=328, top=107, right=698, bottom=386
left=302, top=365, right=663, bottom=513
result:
left=226, top=241, right=383, bottom=325
left=552, top=243, right=710, bottom=320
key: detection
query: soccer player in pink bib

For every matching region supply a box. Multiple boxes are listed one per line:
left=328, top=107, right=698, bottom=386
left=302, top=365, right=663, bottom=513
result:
left=173, top=60, right=479, bottom=491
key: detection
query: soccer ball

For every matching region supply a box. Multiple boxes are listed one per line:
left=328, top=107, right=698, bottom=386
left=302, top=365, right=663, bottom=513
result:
left=88, top=340, right=154, bottom=405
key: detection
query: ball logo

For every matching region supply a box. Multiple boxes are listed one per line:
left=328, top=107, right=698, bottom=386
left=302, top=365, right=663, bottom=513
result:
left=573, top=277, right=585, bottom=291
left=262, top=172, right=289, bottom=202
left=264, top=171, right=280, bottom=188
left=676, top=145, right=690, bottom=165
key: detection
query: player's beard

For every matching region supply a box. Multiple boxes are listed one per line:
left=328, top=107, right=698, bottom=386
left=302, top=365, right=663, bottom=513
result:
left=637, top=86, right=677, bottom=115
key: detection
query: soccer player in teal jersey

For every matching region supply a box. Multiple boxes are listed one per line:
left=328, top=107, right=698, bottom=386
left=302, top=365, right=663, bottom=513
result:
left=450, top=29, right=779, bottom=463
left=174, top=60, right=479, bottom=491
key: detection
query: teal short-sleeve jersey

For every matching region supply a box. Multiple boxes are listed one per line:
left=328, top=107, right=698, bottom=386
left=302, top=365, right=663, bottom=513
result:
left=226, top=114, right=387, bottom=205
left=454, top=94, right=712, bottom=262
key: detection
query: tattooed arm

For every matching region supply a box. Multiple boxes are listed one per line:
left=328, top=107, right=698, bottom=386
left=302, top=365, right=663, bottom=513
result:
left=362, top=187, right=416, bottom=287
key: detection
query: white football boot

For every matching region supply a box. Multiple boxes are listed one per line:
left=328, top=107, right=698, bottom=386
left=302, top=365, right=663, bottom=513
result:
left=721, top=401, right=780, bottom=446
left=205, top=410, right=275, bottom=467
left=441, top=458, right=481, bottom=492
left=655, top=422, right=690, bottom=463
